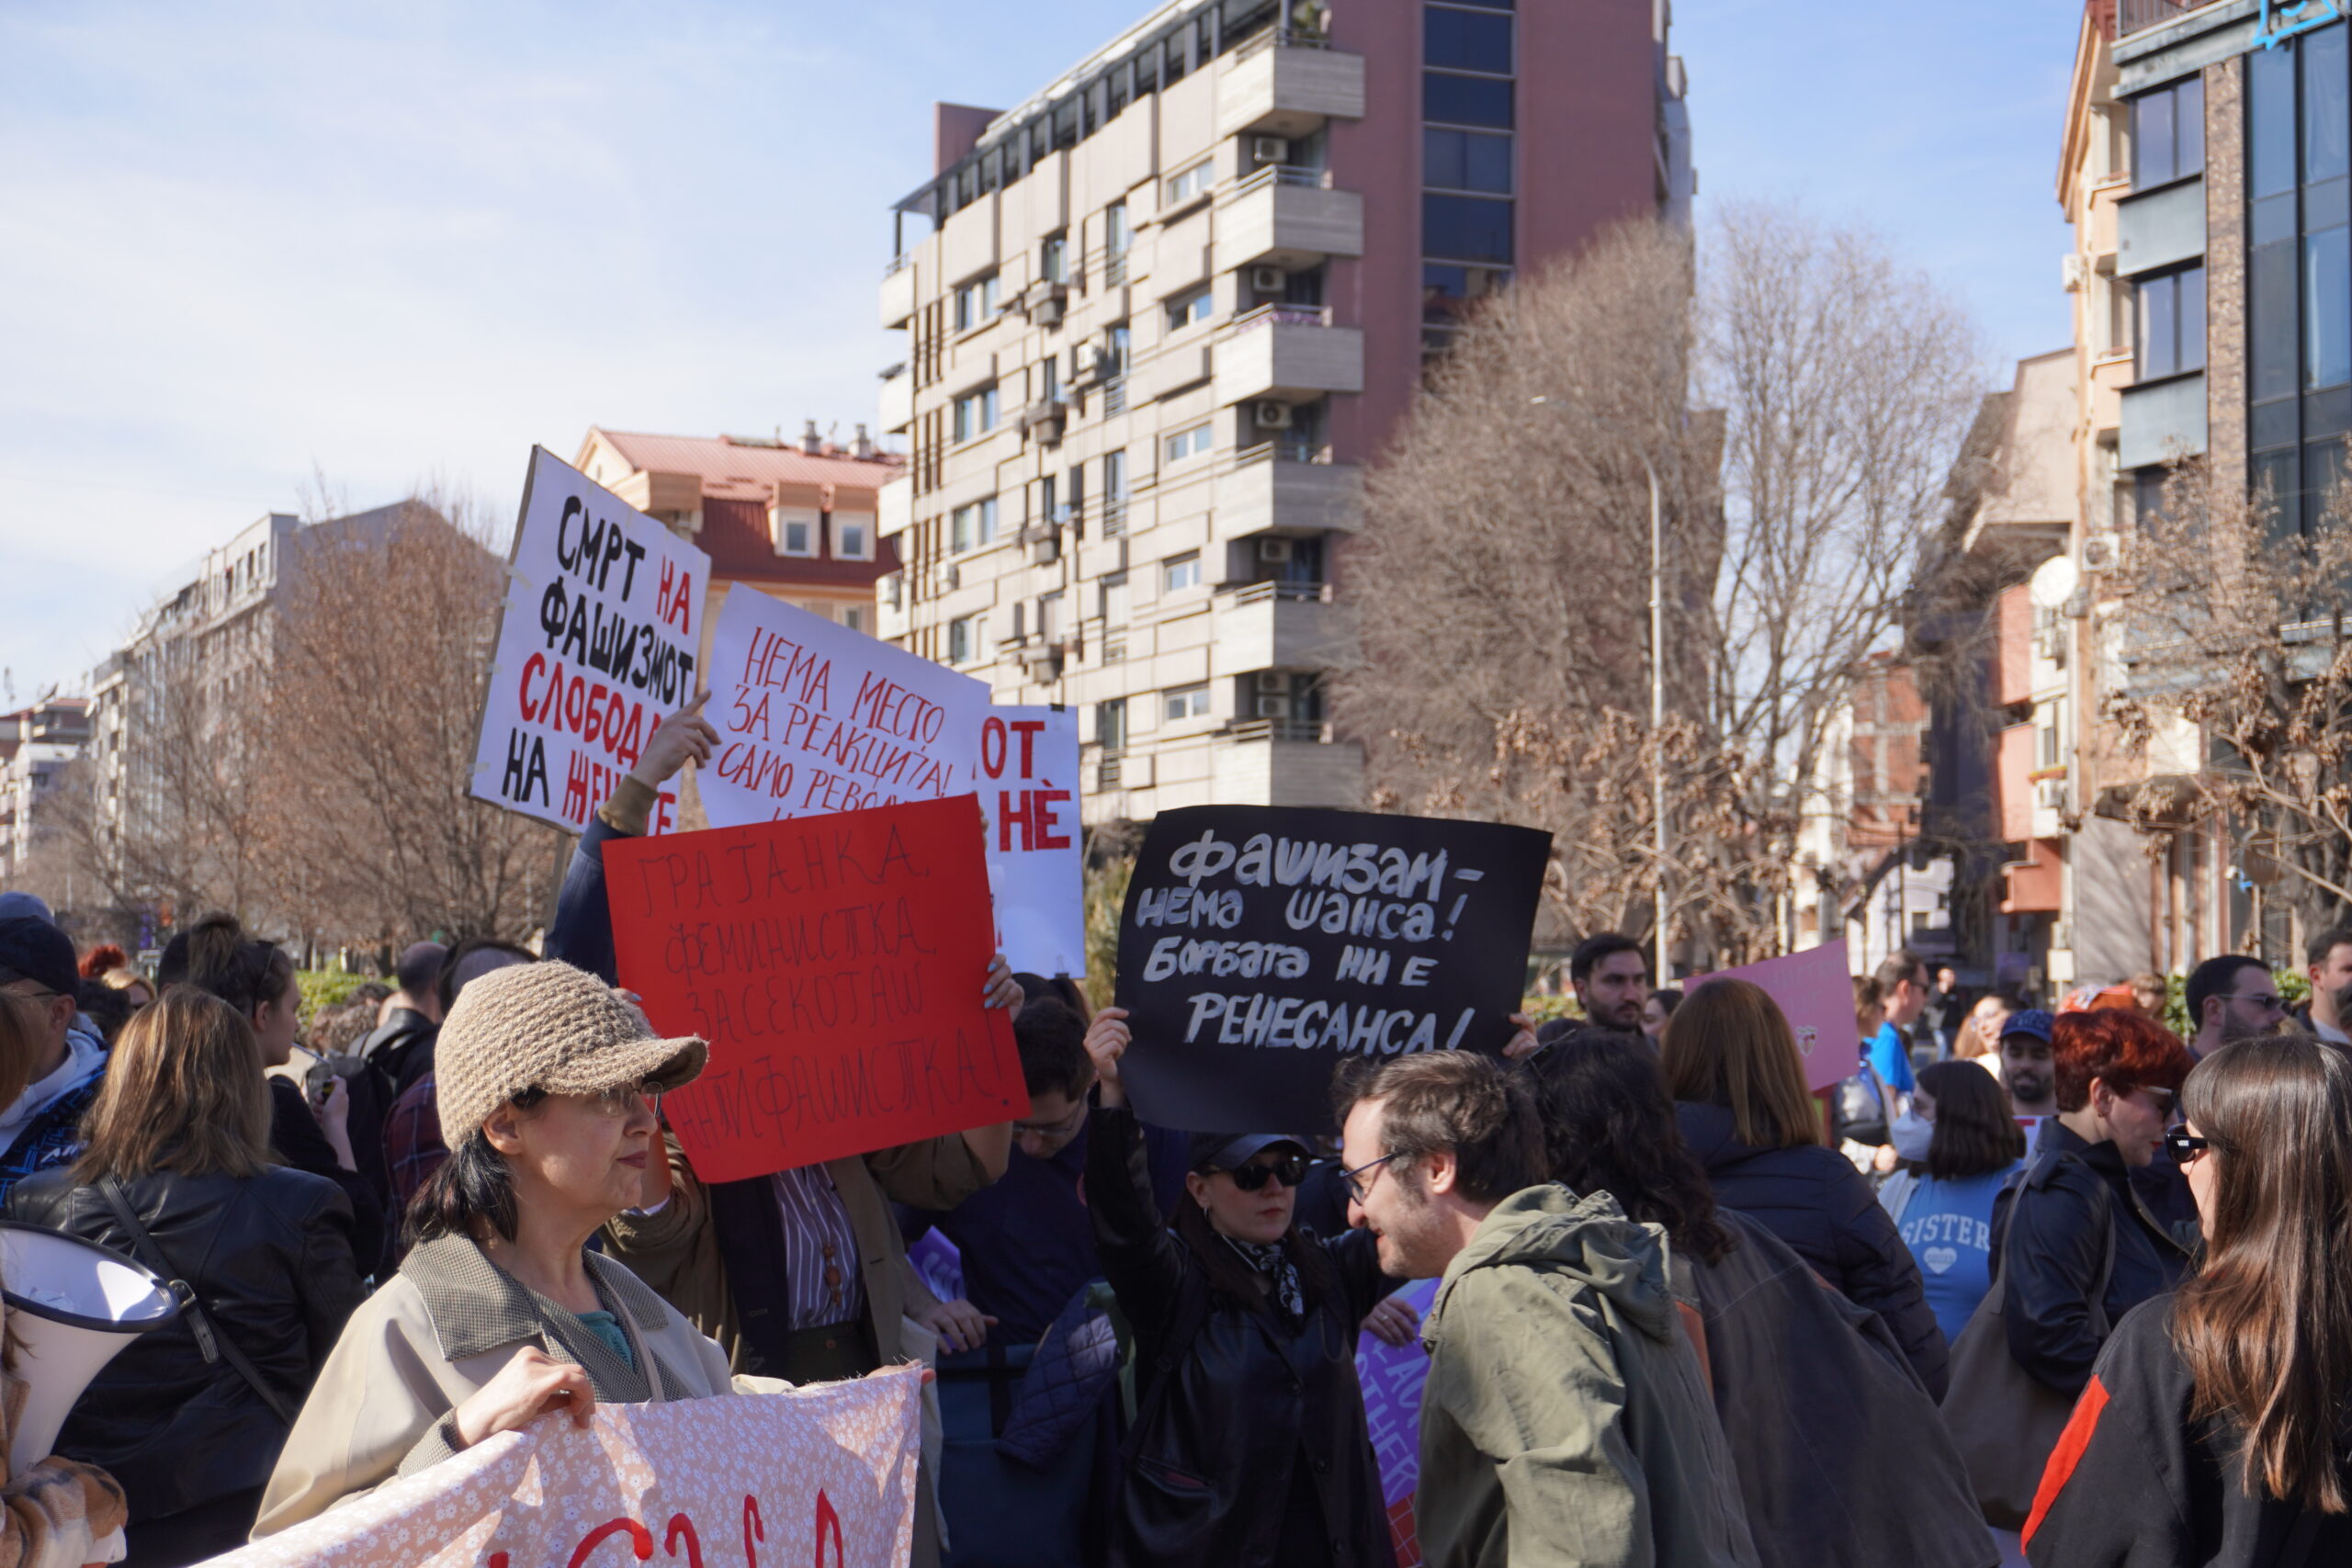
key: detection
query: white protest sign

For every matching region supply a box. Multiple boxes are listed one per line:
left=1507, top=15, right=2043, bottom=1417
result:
left=470, top=447, right=709, bottom=834
left=976, top=705, right=1085, bottom=976
left=700, top=581, right=992, bottom=825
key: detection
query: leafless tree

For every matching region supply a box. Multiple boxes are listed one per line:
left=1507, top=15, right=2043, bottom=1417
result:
left=1334, top=206, right=1986, bottom=964
left=262, top=491, right=561, bottom=944
left=2101, top=457, right=2352, bottom=927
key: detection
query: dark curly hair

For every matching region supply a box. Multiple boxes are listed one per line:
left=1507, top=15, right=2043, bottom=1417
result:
left=1530, top=1029, right=1739, bottom=1266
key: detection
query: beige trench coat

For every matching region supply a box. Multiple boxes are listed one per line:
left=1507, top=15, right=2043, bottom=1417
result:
left=250, top=1235, right=782, bottom=1540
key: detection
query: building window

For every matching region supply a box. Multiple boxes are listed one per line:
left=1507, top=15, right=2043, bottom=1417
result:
left=950, top=497, right=999, bottom=553
left=954, top=274, right=1001, bottom=332
left=1166, top=286, right=1214, bottom=332
left=1106, top=201, right=1132, bottom=261
left=832, top=514, right=874, bottom=560
left=1103, top=322, right=1131, bottom=378
left=1101, top=571, right=1130, bottom=626
left=1038, top=591, right=1064, bottom=644
left=953, top=386, right=1001, bottom=442
left=1423, top=263, right=1512, bottom=333
left=1424, top=72, right=1512, bottom=129
left=776, top=513, right=818, bottom=557
left=842, top=605, right=867, bottom=635
left=948, top=614, right=989, bottom=664
left=1163, top=423, right=1214, bottom=463
left=1097, top=696, right=1127, bottom=751
left=1163, top=682, right=1212, bottom=722
left=2136, top=265, right=2206, bottom=380
left=1104, top=448, right=1129, bottom=534
left=1042, top=232, right=1068, bottom=284
left=1424, top=6, right=1513, bottom=74
left=1165, top=159, right=1213, bottom=205
left=1163, top=551, right=1202, bottom=592
left=2130, top=73, right=2204, bottom=188
left=1424, top=128, right=1512, bottom=193
left=1424, top=194, right=1514, bottom=264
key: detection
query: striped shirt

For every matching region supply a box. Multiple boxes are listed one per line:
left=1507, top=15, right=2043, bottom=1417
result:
left=770, top=1165, right=866, bottom=1329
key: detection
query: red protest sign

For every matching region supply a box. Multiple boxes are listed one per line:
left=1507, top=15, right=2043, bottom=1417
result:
left=603, top=795, right=1026, bottom=1184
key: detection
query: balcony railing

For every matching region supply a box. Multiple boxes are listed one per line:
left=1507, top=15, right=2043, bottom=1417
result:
left=1226, top=717, right=1334, bottom=743
left=882, top=252, right=912, bottom=279
left=1223, top=580, right=1332, bottom=605
left=1231, top=438, right=1332, bottom=468
left=2116, top=0, right=2209, bottom=36
left=1223, top=302, right=1333, bottom=335
left=1231, top=26, right=1332, bottom=62
left=1222, top=164, right=1335, bottom=201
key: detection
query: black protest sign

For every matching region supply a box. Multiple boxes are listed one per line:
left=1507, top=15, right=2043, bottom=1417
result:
left=1113, top=806, right=1551, bottom=1132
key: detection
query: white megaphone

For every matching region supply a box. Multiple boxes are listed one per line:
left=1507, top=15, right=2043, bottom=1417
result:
left=0, top=1221, right=178, bottom=1475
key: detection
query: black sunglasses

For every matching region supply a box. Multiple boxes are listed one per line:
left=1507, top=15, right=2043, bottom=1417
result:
left=2165, top=1128, right=2213, bottom=1166
left=1226, top=1156, right=1309, bottom=1192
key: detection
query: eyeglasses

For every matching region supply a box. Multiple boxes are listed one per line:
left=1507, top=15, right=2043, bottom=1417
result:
left=1227, top=1156, right=1309, bottom=1192
left=1340, top=1151, right=1400, bottom=1202
left=586, top=1081, right=660, bottom=1117
left=2165, top=1128, right=2213, bottom=1166
left=1013, top=1102, right=1088, bottom=1139
left=2225, top=991, right=2287, bottom=1014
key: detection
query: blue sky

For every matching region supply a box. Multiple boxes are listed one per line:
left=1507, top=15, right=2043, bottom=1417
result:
left=0, top=0, right=2082, bottom=701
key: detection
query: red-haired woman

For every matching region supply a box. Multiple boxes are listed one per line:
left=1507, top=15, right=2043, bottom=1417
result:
left=2022, top=1033, right=2352, bottom=1564
left=1995, top=1009, right=2194, bottom=1402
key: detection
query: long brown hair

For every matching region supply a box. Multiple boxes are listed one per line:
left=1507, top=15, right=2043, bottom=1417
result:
left=1661, top=977, right=1824, bottom=1148
left=162, top=911, right=295, bottom=1022
left=2170, top=1033, right=2352, bottom=1512
left=72, top=985, right=273, bottom=1183
left=0, top=994, right=45, bottom=1118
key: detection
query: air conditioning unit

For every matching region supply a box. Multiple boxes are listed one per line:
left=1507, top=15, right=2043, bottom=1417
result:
left=1256, top=536, right=1294, bottom=563
left=2062, top=254, right=2086, bottom=293
left=1029, top=535, right=1060, bottom=565
left=1035, top=296, right=1064, bottom=327
left=1256, top=694, right=1294, bottom=718
left=937, top=562, right=960, bottom=592
left=1254, top=671, right=1289, bottom=693
left=1253, top=400, right=1293, bottom=429
left=1249, top=265, right=1287, bottom=294
left=2035, top=777, right=2067, bottom=813
left=1250, top=135, right=1291, bottom=164
left=2082, top=533, right=2121, bottom=571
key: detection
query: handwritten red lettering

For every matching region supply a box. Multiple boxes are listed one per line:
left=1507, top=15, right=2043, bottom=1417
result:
left=565, top=1517, right=653, bottom=1568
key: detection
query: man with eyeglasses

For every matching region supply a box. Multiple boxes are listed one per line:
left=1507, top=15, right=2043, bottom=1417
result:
left=0, top=916, right=110, bottom=1201
left=2183, top=955, right=2286, bottom=1062
left=1336, top=1051, right=1757, bottom=1568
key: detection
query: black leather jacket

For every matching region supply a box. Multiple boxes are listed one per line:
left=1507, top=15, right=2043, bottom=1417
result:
left=1989, top=1120, right=2191, bottom=1397
left=1088, top=1105, right=1398, bottom=1568
left=7, top=1168, right=368, bottom=1521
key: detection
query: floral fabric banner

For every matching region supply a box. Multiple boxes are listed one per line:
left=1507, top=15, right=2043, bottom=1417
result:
left=206, top=1368, right=922, bottom=1568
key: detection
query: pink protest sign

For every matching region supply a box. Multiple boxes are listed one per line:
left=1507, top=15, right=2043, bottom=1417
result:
left=1684, top=938, right=1857, bottom=1093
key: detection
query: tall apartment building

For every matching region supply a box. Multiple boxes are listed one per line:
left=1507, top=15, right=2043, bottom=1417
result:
left=0, top=695, right=91, bottom=879
left=573, top=424, right=904, bottom=671
left=876, top=0, right=1691, bottom=824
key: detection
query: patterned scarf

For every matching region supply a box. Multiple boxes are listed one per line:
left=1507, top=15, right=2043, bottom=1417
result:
left=1220, top=1233, right=1306, bottom=1324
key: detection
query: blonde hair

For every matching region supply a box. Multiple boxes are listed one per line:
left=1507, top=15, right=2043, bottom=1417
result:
left=1661, top=976, right=1826, bottom=1149
left=72, top=985, right=272, bottom=1183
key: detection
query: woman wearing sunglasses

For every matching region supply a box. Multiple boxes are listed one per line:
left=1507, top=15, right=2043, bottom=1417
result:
left=1081, top=1008, right=1402, bottom=1568
left=2022, top=1033, right=2352, bottom=1565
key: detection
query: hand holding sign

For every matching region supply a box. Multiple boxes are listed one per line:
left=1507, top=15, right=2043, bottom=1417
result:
left=632, top=690, right=718, bottom=791
left=1082, top=1007, right=1133, bottom=1108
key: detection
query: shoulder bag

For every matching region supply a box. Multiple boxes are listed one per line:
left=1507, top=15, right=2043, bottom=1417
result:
left=1937, top=1155, right=2113, bottom=1529
left=98, top=1178, right=297, bottom=1427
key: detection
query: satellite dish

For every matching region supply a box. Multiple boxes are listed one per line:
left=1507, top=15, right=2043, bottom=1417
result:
left=2030, top=554, right=2082, bottom=610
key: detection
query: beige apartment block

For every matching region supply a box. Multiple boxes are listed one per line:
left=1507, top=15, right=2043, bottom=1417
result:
left=876, top=0, right=1689, bottom=828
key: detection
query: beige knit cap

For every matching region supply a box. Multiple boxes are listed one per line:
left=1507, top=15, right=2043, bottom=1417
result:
left=434, top=960, right=707, bottom=1148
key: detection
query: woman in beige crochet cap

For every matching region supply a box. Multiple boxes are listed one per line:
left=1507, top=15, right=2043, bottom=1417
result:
left=249, top=959, right=795, bottom=1538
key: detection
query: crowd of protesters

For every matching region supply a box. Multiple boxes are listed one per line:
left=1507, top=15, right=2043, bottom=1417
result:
left=0, top=719, right=2348, bottom=1568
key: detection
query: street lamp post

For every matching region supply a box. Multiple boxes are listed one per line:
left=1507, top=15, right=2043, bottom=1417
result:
left=1533, top=397, right=1668, bottom=981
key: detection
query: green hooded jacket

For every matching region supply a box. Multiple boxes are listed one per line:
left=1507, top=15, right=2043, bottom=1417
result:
left=1418, top=1184, right=1759, bottom=1568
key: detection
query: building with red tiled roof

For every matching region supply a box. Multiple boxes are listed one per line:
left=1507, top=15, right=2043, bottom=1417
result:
left=573, top=424, right=903, bottom=658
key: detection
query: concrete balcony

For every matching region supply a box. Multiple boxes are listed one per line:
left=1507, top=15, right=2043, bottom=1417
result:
left=1212, top=306, right=1363, bottom=406
left=878, top=369, right=914, bottom=435
left=1213, top=167, right=1363, bottom=272
left=878, top=473, right=912, bottom=542
left=879, top=255, right=917, bottom=329
left=1216, top=33, right=1365, bottom=140
left=1211, top=445, right=1362, bottom=540
left=1210, top=720, right=1364, bottom=807
left=1208, top=581, right=1341, bottom=677
left=2116, top=177, right=2203, bottom=277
